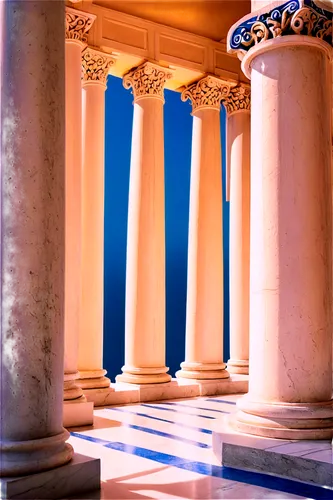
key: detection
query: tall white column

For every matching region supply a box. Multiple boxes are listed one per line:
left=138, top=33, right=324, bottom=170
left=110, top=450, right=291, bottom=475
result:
left=0, top=0, right=73, bottom=477
left=227, top=0, right=333, bottom=439
left=78, top=48, right=115, bottom=397
left=223, top=85, right=251, bottom=375
left=176, top=76, right=233, bottom=381
left=64, top=8, right=95, bottom=409
left=116, top=62, right=172, bottom=384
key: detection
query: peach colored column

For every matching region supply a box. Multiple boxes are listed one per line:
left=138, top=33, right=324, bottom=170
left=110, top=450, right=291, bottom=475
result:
left=223, top=85, right=251, bottom=375
left=0, top=0, right=73, bottom=475
left=176, top=76, right=233, bottom=380
left=227, top=4, right=333, bottom=439
left=64, top=8, right=95, bottom=405
left=116, top=62, right=173, bottom=384
left=78, top=48, right=115, bottom=393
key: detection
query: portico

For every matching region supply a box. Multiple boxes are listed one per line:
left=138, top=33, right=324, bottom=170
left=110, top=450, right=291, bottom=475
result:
left=0, top=0, right=332, bottom=498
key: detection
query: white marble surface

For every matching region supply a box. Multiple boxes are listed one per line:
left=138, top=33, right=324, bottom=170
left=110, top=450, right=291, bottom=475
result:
left=1, top=454, right=100, bottom=499
left=84, top=377, right=249, bottom=408
left=84, top=384, right=140, bottom=407
left=197, top=375, right=248, bottom=396
left=63, top=401, right=94, bottom=428
left=66, top=394, right=315, bottom=499
left=213, top=415, right=332, bottom=488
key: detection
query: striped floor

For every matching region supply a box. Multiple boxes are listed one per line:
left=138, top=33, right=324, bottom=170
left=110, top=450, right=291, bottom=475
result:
left=68, top=394, right=330, bottom=499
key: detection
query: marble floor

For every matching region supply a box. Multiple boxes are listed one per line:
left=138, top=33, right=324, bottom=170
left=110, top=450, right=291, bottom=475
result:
left=67, top=394, right=332, bottom=499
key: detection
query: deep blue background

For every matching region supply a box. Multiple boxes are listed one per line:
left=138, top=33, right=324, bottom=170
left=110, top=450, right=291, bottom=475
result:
left=103, top=76, right=230, bottom=381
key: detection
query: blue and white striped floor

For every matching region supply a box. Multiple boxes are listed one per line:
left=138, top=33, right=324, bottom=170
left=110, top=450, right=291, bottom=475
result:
left=68, top=394, right=330, bottom=499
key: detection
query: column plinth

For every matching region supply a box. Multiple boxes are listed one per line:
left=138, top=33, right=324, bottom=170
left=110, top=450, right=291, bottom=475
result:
left=64, top=7, right=95, bottom=411
left=0, top=0, right=73, bottom=476
left=176, top=76, right=234, bottom=382
left=225, top=0, right=333, bottom=440
left=223, top=86, right=251, bottom=376
left=116, top=62, right=172, bottom=385
left=78, top=48, right=115, bottom=397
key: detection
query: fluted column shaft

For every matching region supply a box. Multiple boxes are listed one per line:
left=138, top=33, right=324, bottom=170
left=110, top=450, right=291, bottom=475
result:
left=0, top=0, right=73, bottom=476
left=227, top=0, right=333, bottom=439
left=223, top=86, right=251, bottom=375
left=116, top=62, right=172, bottom=384
left=176, top=76, right=233, bottom=380
left=78, top=48, right=115, bottom=391
left=64, top=7, right=95, bottom=402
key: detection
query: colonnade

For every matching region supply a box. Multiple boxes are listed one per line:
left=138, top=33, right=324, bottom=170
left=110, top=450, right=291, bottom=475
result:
left=62, top=6, right=252, bottom=405
left=1, top=0, right=332, bottom=492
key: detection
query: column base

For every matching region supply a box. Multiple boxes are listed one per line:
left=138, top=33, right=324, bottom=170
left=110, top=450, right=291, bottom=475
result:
left=63, top=398, right=94, bottom=428
left=0, top=430, right=73, bottom=477
left=78, top=369, right=111, bottom=389
left=64, top=372, right=85, bottom=400
left=0, top=453, right=100, bottom=499
left=233, top=395, right=333, bottom=440
left=227, top=358, right=249, bottom=375
left=213, top=414, right=333, bottom=489
left=176, top=361, right=230, bottom=380
left=116, top=365, right=171, bottom=384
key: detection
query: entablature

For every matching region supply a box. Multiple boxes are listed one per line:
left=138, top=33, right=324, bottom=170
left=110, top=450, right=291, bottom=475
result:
left=66, top=0, right=249, bottom=90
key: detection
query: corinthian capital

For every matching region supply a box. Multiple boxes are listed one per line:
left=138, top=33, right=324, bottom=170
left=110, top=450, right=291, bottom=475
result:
left=65, top=7, right=96, bottom=45
left=123, top=62, right=173, bottom=102
left=222, top=84, right=251, bottom=115
left=82, top=48, right=115, bottom=87
left=181, top=76, right=234, bottom=113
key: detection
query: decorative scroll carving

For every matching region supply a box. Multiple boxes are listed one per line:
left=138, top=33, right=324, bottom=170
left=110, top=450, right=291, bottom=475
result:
left=181, top=76, right=234, bottom=112
left=123, top=62, right=173, bottom=101
left=82, top=48, right=115, bottom=86
left=65, top=7, right=96, bottom=44
left=222, top=85, right=251, bottom=115
left=228, top=0, right=332, bottom=55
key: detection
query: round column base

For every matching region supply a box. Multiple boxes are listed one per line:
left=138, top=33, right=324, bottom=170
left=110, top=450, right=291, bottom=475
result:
left=78, top=369, right=111, bottom=389
left=116, top=365, right=171, bottom=384
left=63, top=373, right=85, bottom=400
left=0, top=430, right=73, bottom=477
left=232, top=396, right=333, bottom=440
left=176, top=361, right=230, bottom=380
left=227, top=359, right=249, bottom=375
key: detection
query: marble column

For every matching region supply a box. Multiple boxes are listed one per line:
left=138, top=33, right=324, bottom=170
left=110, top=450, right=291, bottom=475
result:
left=223, top=85, right=251, bottom=375
left=227, top=0, right=333, bottom=439
left=78, top=48, right=115, bottom=396
left=0, top=0, right=73, bottom=476
left=176, top=76, right=233, bottom=381
left=116, top=62, right=173, bottom=384
left=64, top=8, right=95, bottom=409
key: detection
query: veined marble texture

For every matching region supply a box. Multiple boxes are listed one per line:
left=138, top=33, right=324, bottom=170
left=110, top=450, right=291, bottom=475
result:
left=213, top=414, right=333, bottom=489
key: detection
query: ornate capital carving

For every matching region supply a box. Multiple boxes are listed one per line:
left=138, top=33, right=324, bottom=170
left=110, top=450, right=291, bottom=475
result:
left=181, top=76, right=234, bottom=112
left=82, top=48, right=115, bottom=87
left=228, top=0, right=332, bottom=57
left=65, top=7, right=96, bottom=45
left=222, top=84, right=251, bottom=115
left=123, top=62, right=173, bottom=102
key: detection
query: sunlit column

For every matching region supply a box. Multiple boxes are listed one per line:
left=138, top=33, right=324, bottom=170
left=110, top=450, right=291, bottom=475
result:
left=222, top=85, right=251, bottom=375
left=0, top=0, right=73, bottom=476
left=227, top=1, right=333, bottom=439
left=78, top=48, right=115, bottom=393
left=176, top=76, right=233, bottom=381
left=64, top=7, right=95, bottom=405
left=116, top=62, right=173, bottom=384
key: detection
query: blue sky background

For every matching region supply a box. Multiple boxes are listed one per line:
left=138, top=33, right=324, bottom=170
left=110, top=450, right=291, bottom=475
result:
left=103, top=75, right=230, bottom=381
